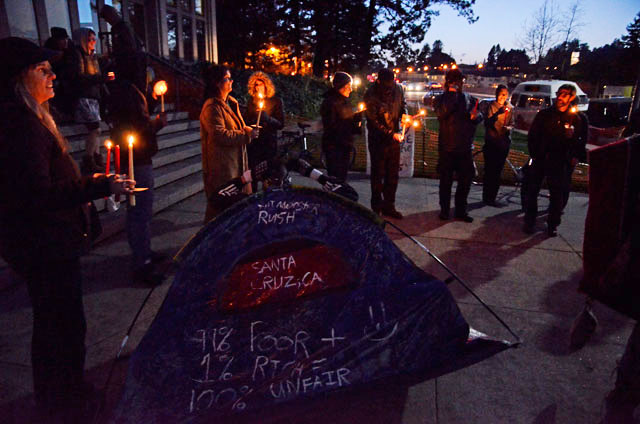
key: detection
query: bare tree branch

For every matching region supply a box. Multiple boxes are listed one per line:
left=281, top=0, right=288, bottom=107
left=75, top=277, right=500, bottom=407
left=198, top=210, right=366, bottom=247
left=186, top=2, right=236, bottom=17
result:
left=561, top=1, right=585, bottom=45
left=519, top=0, right=561, bottom=64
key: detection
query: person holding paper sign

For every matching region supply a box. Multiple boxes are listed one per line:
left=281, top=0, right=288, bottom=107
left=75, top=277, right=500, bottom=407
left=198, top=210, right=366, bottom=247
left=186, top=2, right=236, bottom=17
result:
left=200, top=65, right=258, bottom=222
left=434, top=68, right=482, bottom=223
left=0, top=37, right=134, bottom=422
left=104, top=77, right=167, bottom=285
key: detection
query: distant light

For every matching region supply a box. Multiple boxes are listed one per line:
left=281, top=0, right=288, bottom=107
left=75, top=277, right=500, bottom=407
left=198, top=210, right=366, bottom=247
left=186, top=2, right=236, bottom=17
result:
left=268, top=46, right=279, bottom=54
left=423, top=66, right=428, bottom=71
left=477, top=63, right=484, bottom=69
left=443, top=64, right=448, bottom=70
left=407, top=67, right=413, bottom=72
left=451, top=64, right=457, bottom=69
left=353, top=77, right=362, bottom=87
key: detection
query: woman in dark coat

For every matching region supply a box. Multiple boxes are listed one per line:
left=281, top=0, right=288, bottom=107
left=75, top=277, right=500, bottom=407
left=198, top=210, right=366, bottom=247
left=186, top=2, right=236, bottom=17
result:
left=0, top=37, right=133, bottom=422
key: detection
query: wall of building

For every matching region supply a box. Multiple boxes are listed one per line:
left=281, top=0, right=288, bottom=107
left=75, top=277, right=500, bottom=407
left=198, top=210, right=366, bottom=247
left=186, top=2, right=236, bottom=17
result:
left=0, top=0, right=217, bottom=63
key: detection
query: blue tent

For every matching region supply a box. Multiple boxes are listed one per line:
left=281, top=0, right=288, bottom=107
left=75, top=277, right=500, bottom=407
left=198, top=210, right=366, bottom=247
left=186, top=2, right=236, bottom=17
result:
left=112, top=187, right=515, bottom=423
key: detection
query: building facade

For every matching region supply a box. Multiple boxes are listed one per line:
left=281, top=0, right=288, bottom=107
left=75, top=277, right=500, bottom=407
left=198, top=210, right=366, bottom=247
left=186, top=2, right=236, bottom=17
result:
left=0, top=0, right=218, bottom=63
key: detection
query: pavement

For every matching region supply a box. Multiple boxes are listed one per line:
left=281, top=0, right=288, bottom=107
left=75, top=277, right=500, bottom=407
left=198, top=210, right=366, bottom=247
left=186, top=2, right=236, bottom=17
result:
left=0, top=174, right=635, bottom=423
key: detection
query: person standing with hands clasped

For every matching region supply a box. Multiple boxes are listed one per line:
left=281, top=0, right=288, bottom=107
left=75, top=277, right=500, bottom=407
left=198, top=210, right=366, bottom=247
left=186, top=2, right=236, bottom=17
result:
left=364, top=68, right=408, bottom=219
left=321, top=71, right=363, bottom=182
left=479, top=84, right=513, bottom=207
left=200, top=65, right=259, bottom=222
left=0, top=37, right=134, bottom=422
left=434, top=68, right=482, bottom=223
left=523, top=84, right=588, bottom=237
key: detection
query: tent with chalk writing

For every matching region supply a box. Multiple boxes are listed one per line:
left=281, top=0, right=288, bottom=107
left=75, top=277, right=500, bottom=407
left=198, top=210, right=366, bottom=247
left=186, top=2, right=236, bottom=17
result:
left=112, top=187, right=517, bottom=424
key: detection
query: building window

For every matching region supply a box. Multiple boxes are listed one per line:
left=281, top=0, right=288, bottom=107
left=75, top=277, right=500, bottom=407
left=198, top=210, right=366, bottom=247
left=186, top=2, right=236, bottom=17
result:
left=4, top=0, right=38, bottom=41
left=182, top=17, right=193, bottom=61
left=195, top=0, right=203, bottom=15
left=45, top=0, right=71, bottom=34
left=196, top=19, right=205, bottom=61
left=180, top=0, right=191, bottom=12
left=104, top=0, right=122, bottom=13
left=167, top=12, right=178, bottom=59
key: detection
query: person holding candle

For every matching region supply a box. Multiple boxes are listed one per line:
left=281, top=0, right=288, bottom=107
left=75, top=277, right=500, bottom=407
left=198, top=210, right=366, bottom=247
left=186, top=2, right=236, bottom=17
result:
left=104, top=76, right=168, bottom=285
left=434, top=68, right=483, bottom=223
left=65, top=28, right=106, bottom=173
left=0, top=37, right=135, bottom=422
left=363, top=68, right=408, bottom=219
left=479, top=84, right=513, bottom=207
left=320, top=72, right=363, bottom=182
left=523, top=84, right=588, bottom=236
left=244, top=72, right=284, bottom=191
left=200, top=65, right=258, bottom=222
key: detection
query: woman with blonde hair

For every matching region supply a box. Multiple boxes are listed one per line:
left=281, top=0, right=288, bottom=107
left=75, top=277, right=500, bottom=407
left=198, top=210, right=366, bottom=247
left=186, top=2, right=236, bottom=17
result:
left=245, top=71, right=284, bottom=188
left=0, top=37, right=134, bottom=421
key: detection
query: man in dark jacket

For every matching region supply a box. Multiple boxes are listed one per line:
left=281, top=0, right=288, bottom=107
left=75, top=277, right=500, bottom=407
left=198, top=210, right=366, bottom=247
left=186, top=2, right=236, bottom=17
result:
left=434, top=68, right=482, bottom=222
left=321, top=72, right=363, bottom=182
left=105, top=78, right=167, bottom=285
left=364, top=68, right=408, bottom=218
left=524, top=84, right=588, bottom=236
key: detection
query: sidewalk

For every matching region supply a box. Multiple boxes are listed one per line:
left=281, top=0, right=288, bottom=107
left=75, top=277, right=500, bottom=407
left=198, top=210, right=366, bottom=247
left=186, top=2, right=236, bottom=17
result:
left=0, top=174, right=634, bottom=423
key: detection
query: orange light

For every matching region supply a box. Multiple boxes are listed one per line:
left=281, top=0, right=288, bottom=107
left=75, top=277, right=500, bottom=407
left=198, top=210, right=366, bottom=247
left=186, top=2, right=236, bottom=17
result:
left=477, top=63, right=484, bottom=69
left=407, top=67, right=413, bottom=72
left=412, top=120, right=419, bottom=127
left=569, top=106, right=578, bottom=114
left=105, top=140, right=113, bottom=149
left=443, top=64, right=448, bottom=70
left=358, top=102, right=365, bottom=111
left=258, top=101, right=264, bottom=110
left=419, top=109, right=426, bottom=116
left=423, top=66, right=428, bottom=71
left=127, top=134, right=135, bottom=147
left=153, top=80, right=168, bottom=96
left=451, top=64, right=457, bottom=69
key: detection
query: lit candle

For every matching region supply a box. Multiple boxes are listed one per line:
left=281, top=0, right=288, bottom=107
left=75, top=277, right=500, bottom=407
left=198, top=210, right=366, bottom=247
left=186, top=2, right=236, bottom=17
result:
left=256, top=93, right=264, bottom=127
left=153, top=80, right=168, bottom=112
left=114, top=144, right=121, bottom=202
left=401, top=116, right=411, bottom=139
left=412, top=120, right=419, bottom=128
left=569, top=106, right=577, bottom=114
left=128, top=135, right=135, bottom=207
left=358, top=102, right=365, bottom=112
left=105, top=140, right=112, bottom=175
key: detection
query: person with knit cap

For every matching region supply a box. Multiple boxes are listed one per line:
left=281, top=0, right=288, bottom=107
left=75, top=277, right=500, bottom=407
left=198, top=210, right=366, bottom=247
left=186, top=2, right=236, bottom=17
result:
left=320, top=71, right=363, bottom=182
left=363, top=68, right=408, bottom=218
left=244, top=71, right=284, bottom=191
left=0, top=37, right=134, bottom=422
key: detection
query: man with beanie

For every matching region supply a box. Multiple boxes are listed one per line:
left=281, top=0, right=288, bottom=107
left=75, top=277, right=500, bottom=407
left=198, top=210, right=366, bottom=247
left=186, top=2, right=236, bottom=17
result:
left=364, top=68, right=408, bottom=218
left=434, top=68, right=482, bottom=222
left=320, top=72, right=363, bottom=182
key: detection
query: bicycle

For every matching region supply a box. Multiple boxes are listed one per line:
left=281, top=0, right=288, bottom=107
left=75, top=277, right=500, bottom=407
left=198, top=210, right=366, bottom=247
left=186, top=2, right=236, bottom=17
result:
left=279, top=122, right=356, bottom=170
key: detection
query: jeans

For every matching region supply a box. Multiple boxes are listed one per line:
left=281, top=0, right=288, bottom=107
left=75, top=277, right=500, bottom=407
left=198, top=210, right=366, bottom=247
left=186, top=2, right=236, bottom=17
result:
left=127, top=163, right=154, bottom=269
left=369, top=143, right=400, bottom=210
left=438, top=150, right=474, bottom=215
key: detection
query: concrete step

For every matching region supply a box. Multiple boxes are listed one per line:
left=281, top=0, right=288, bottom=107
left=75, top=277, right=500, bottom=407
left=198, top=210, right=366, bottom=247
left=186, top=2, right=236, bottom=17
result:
left=60, top=111, right=188, bottom=139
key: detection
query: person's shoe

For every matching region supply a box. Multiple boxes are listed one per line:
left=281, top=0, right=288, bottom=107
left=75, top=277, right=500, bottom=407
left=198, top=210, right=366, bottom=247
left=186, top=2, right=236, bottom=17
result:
left=484, top=199, right=506, bottom=207
left=439, top=211, right=450, bottom=220
left=133, top=262, right=165, bottom=286
left=382, top=208, right=403, bottom=219
left=523, top=223, right=535, bottom=234
left=547, top=225, right=558, bottom=237
left=454, top=213, right=474, bottom=223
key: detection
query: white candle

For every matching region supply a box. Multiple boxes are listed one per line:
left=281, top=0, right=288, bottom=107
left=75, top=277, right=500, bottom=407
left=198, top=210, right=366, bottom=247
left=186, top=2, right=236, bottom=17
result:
left=128, top=135, right=135, bottom=207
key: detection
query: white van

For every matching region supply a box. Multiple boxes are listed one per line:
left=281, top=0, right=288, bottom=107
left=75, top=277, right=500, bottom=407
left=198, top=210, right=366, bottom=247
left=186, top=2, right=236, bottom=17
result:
left=510, top=80, right=589, bottom=130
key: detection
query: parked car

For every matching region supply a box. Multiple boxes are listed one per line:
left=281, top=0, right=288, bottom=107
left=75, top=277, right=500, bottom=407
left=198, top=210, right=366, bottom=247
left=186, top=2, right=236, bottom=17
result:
left=586, top=97, right=631, bottom=146
left=422, top=89, right=444, bottom=107
left=510, top=80, right=589, bottom=131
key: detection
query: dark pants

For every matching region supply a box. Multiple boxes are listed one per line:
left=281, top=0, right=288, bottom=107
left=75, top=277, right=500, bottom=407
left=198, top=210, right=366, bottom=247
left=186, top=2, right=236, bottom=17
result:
left=248, top=137, right=277, bottom=192
left=524, top=159, right=572, bottom=229
left=127, top=164, right=154, bottom=269
left=369, top=143, right=400, bottom=211
left=324, top=144, right=352, bottom=182
left=482, top=142, right=510, bottom=203
left=16, top=258, right=86, bottom=413
left=438, top=150, right=474, bottom=215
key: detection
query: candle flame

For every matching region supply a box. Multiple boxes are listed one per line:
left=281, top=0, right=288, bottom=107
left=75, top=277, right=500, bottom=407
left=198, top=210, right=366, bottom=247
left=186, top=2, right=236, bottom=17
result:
left=412, top=120, right=419, bottom=127
left=127, top=135, right=135, bottom=147
left=419, top=109, right=426, bottom=115
left=569, top=106, right=577, bottom=114
left=358, top=102, right=365, bottom=111
left=153, top=80, right=168, bottom=96
left=258, top=101, right=264, bottom=110
left=105, top=140, right=112, bottom=149
left=258, top=93, right=264, bottom=100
